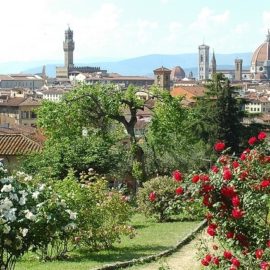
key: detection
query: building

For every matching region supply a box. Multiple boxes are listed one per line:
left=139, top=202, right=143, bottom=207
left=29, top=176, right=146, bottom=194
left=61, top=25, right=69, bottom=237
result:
left=0, top=74, right=44, bottom=89
left=198, top=44, right=210, bottom=80
left=170, top=66, right=186, bottom=82
left=41, top=88, right=69, bottom=102
left=244, top=97, right=270, bottom=114
left=56, top=27, right=106, bottom=80
left=153, top=66, right=171, bottom=90
left=0, top=97, right=40, bottom=127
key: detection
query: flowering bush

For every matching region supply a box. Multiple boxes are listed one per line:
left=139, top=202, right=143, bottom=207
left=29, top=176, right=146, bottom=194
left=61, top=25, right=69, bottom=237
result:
left=0, top=167, right=78, bottom=270
left=53, top=170, right=134, bottom=250
left=182, top=132, right=270, bottom=269
left=137, top=175, right=204, bottom=222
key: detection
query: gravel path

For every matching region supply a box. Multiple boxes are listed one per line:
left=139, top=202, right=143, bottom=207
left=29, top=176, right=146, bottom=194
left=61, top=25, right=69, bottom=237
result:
left=127, top=232, right=203, bottom=270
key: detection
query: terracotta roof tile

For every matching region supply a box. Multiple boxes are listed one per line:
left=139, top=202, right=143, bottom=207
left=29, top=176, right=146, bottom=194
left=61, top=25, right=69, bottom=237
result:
left=0, top=134, right=42, bottom=155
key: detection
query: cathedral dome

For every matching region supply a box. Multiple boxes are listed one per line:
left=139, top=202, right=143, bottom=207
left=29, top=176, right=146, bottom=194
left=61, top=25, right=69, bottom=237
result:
left=171, top=66, right=186, bottom=81
left=250, top=31, right=270, bottom=79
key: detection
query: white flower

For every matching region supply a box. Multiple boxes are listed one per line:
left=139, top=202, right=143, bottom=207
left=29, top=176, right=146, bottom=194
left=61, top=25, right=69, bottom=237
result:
left=39, top=184, right=46, bottom=191
left=64, top=222, right=77, bottom=232
left=19, top=196, right=27, bottom=206
left=0, top=197, right=13, bottom=210
left=9, top=193, right=18, bottom=201
left=4, top=208, right=17, bottom=222
left=32, top=191, right=39, bottom=199
left=66, top=209, right=77, bottom=220
left=25, top=210, right=36, bottom=221
left=1, top=184, right=13, bottom=193
left=24, top=175, right=32, bottom=182
left=3, top=225, right=11, bottom=234
left=18, top=190, right=28, bottom=197
left=20, top=228, right=28, bottom=237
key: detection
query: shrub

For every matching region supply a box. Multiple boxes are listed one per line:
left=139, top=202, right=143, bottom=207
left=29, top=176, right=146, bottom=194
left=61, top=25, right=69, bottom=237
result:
left=0, top=168, right=77, bottom=270
left=137, top=175, right=203, bottom=222
left=176, top=132, right=270, bottom=269
left=53, top=170, right=135, bottom=250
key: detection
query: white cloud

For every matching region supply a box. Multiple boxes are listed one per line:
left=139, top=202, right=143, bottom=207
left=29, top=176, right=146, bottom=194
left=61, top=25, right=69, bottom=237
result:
left=168, top=22, right=183, bottom=41
left=233, top=23, right=249, bottom=34
left=136, top=19, right=158, bottom=44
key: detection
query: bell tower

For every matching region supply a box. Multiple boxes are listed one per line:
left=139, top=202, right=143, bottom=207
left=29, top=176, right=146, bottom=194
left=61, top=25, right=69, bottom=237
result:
left=198, top=44, right=210, bottom=80
left=63, top=26, right=75, bottom=68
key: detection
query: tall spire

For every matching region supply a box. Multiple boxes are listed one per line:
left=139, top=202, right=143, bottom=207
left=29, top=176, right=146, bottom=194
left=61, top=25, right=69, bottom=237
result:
left=211, top=50, right=216, bottom=75
left=266, top=29, right=270, bottom=42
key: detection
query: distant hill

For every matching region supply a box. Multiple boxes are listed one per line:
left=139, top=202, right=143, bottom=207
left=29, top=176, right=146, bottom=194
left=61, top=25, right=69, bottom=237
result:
left=11, top=52, right=252, bottom=78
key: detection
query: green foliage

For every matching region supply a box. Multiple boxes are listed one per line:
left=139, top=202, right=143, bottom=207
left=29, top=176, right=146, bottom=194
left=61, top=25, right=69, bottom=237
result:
left=53, top=171, right=135, bottom=250
left=137, top=176, right=182, bottom=222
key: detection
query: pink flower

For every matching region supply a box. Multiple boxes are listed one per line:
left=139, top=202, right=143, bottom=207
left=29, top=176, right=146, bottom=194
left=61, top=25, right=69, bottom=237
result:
left=248, top=136, right=257, bottom=145
left=258, top=132, right=267, bottom=141
left=214, top=141, right=225, bottom=152
left=149, top=192, right=156, bottom=202
left=261, top=180, right=270, bottom=188
left=175, top=186, right=184, bottom=195
left=260, top=261, right=269, bottom=270
left=172, top=170, right=182, bottom=182
left=231, top=257, right=240, bottom=267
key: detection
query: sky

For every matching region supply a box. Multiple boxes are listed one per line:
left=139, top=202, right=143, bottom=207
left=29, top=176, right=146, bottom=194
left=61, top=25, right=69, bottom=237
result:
left=0, top=0, right=270, bottom=63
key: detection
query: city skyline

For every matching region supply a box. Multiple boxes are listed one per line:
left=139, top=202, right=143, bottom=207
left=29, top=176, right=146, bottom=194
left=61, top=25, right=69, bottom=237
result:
left=0, top=0, right=270, bottom=63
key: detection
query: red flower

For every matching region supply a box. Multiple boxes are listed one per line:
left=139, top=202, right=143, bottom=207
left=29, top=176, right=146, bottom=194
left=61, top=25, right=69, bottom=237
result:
left=200, top=174, right=210, bottom=182
left=212, top=257, right=220, bottom=266
left=248, top=136, right=257, bottom=145
left=205, top=212, right=213, bottom=220
left=214, top=141, right=225, bottom=152
left=232, top=208, right=244, bottom=219
left=258, top=131, right=267, bottom=141
left=226, top=231, right=234, bottom=239
left=149, top=192, right=156, bottom=202
left=221, top=186, right=236, bottom=198
left=240, top=170, right=248, bottom=180
left=224, top=250, right=232, bottom=260
left=203, top=195, right=212, bottom=207
left=261, top=180, right=270, bottom=188
left=261, top=261, right=269, bottom=270
left=205, top=254, right=212, bottom=262
left=207, top=224, right=217, bottom=236
left=223, top=169, right=233, bottom=181
left=232, top=160, right=240, bottom=169
left=232, top=195, right=240, bottom=207
left=175, top=186, right=184, bottom=195
left=202, top=184, right=214, bottom=193
left=240, top=153, right=246, bottom=161
left=172, top=170, right=182, bottom=182
left=201, top=258, right=209, bottom=266
left=231, top=257, right=240, bottom=267
left=267, top=240, right=270, bottom=248
left=211, top=165, right=219, bottom=173
left=255, top=249, right=264, bottom=259
left=192, top=174, right=200, bottom=183
left=230, top=266, right=237, bottom=270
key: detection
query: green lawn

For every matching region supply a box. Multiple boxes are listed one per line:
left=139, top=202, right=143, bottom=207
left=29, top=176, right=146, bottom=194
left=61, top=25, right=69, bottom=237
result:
left=16, top=214, right=201, bottom=270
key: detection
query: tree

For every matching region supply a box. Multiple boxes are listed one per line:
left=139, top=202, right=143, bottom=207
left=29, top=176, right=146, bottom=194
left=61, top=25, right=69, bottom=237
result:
left=191, top=73, right=244, bottom=154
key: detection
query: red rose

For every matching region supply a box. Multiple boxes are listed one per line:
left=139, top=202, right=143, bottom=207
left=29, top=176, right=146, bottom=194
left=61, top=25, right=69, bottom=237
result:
left=240, top=153, right=246, bottom=161
left=205, top=254, right=212, bottom=262
left=221, top=186, right=236, bottom=198
left=201, top=258, right=209, bottom=266
left=175, top=186, right=184, bottom=195
left=200, top=174, right=210, bottom=182
left=214, top=141, right=225, bottom=152
left=232, top=160, right=240, bottom=169
left=231, top=257, right=240, bottom=267
left=248, top=136, right=257, bottom=145
left=211, top=166, right=219, bottom=173
left=172, top=170, right=182, bottom=182
left=226, top=231, right=234, bottom=239
left=223, top=169, right=233, bottom=181
left=240, top=170, right=248, bottom=180
left=224, top=250, right=232, bottom=260
left=203, top=195, right=211, bottom=206
left=232, top=208, right=244, bottom=219
left=255, top=249, right=264, bottom=259
left=207, top=224, right=217, bottom=236
left=261, top=180, right=270, bottom=188
left=213, top=257, right=220, bottom=266
left=230, top=266, right=237, bottom=270
left=192, top=174, right=200, bottom=183
left=236, top=233, right=249, bottom=247
left=205, top=212, right=213, bottom=220
left=261, top=261, right=269, bottom=270
left=149, top=192, right=156, bottom=202
left=202, top=184, right=214, bottom=193
left=258, top=131, right=267, bottom=141
left=232, top=195, right=240, bottom=207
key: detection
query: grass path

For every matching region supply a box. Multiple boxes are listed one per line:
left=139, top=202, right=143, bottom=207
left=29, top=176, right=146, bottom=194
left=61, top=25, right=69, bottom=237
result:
left=127, top=232, right=203, bottom=270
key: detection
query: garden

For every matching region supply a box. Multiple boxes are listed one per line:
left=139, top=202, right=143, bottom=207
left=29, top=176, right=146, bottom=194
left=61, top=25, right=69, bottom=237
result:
left=1, top=73, right=270, bottom=269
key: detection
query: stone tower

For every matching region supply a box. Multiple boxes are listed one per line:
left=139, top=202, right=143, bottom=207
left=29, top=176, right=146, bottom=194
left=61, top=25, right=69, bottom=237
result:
left=210, top=51, right=216, bottom=77
left=235, top=59, right=243, bottom=81
left=153, top=66, right=171, bottom=91
left=63, top=27, right=75, bottom=68
left=198, top=44, right=210, bottom=80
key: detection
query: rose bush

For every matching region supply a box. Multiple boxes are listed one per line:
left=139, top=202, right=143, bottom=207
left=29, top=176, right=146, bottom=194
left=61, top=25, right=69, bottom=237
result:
left=137, top=174, right=204, bottom=222
left=175, top=132, right=270, bottom=269
left=0, top=166, right=78, bottom=270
